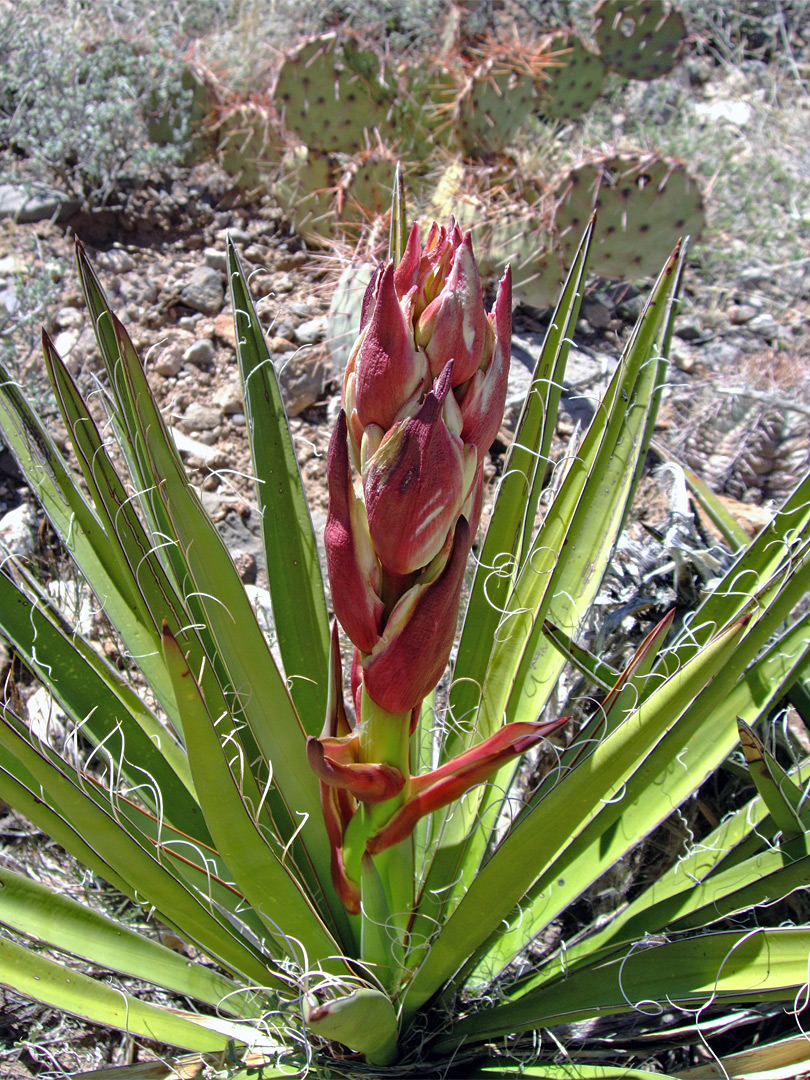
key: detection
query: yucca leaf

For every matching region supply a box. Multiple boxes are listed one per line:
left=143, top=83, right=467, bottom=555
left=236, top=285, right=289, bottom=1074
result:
left=0, top=722, right=273, bottom=985
left=738, top=719, right=810, bottom=839
left=541, top=619, right=618, bottom=692
left=408, top=226, right=596, bottom=954
left=228, top=238, right=330, bottom=729
left=481, top=561, right=810, bottom=989
left=161, top=625, right=349, bottom=970
left=468, top=1066, right=675, bottom=1079
left=675, top=1033, right=810, bottom=1080
left=409, top=242, right=684, bottom=972
left=656, top=470, right=810, bottom=677
left=0, top=935, right=240, bottom=1053
left=102, top=310, right=344, bottom=920
left=676, top=451, right=749, bottom=552
left=0, top=360, right=176, bottom=710
left=448, top=217, right=594, bottom=760
left=435, top=927, right=810, bottom=1046
left=0, top=865, right=250, bottom=1014
left=0, top=564, right=205, bottom=838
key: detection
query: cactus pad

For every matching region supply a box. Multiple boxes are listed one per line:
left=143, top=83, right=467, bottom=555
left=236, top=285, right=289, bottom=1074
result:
left=214, top=102, right=283, bottom=192
left=274, top=34, right=394, bottom=154
left=594, top=0, right=686, bottom=81
left=339, top=150, right=399, bottom=236
left=535, top=32, right=606, bottom=119
left=477, top=212, right=566, bottom=310
left=551, top=153, right=704, bottom=279
left=273, top=146, right=336, bottom=245
left=455, top=61, right=539, bottom=156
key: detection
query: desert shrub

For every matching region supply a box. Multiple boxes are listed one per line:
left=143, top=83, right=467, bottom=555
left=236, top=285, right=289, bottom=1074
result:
left=0, top=3, right=192, bottom=207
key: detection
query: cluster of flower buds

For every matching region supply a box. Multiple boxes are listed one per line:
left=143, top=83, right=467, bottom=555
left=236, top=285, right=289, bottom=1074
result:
left=308, top=220, right=564, bottom=911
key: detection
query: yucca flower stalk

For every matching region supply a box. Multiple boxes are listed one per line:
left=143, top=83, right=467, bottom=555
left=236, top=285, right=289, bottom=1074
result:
left=0, top=178, right=809, bottom=1078
left=310, top=218, right=566, bottom=972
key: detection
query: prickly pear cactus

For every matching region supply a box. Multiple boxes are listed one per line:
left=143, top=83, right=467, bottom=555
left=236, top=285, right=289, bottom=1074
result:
left=393, top=65, right=461, bottom=158
left=551, top=153, right=704, bottom=279
left=478, top=212, right=567, bottom=309
left=535, top=31, right=606, bottom=119
left=273, top=34, right=394, bottom=155
left=455, top=59, right=539, bottom=156
left=213, top=101, right=283, bottom=191
left=273, top=146, right=336, bottom=244
left=594, top=0, right=687, bottom=80
left=339, top=149, right=399, bottom=234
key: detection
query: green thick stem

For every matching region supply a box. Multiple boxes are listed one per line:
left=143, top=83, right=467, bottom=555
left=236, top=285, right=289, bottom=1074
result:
left=357, top=686, right=414, bottom=989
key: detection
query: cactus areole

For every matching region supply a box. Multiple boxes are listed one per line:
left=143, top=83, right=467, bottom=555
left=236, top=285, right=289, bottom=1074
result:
left=309, top=220, right=566, bottom=923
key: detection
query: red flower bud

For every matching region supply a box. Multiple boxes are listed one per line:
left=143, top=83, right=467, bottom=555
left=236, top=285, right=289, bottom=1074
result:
left=353, top=264, right=427, bottom=435
left=416, top=233, right=494, bottom=384
left=325, top=411, right=384, bottom=654
left=364, top=362, right=477, bottom=577
left=362, top=516, right=472, bottom=714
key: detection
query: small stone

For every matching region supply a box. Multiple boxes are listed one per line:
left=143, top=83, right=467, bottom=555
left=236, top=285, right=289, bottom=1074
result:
left=0, top=254, right=29, bottom=275
left=748, top=312, right=782, bottom=341
left=213, top=382, right=243, bottom=414
left=274, top=273, right=294, bottom=294
left=249, top=271, right=275, bottom=299
left=182, top=401, right=222, bottom=431
left=214, top=312, right=237, bottom=349
left=0, top=183, right=80, bottom=223
left=616, top=294, right=646, bottom=321
left=728, top=304, right=756, bottom=325
left=53, top=329, right=79, bottom=357
left=268, top=336, right=295, bottom=352
left=95, top=247, right=136, bottom=273
left=0, top=286, right=17, bottom=315
left=694, top=99, right=752, bottom=126
left=276, top=251, right=306, bottom=271
left=673, top=352, right=696, bottom=372
left=183, top=338, right=216, bottom=367
left=294, top=316, right=328, bottom=345
left=222, top=227, right=251, bottom=245
left=278, top=350, right=327, bottom=416
left=674, top=317, right=704, bottom=342
left=204, top=247, right=228, bottom=272
left=231, top=412, right=247, bottom=426
left=243, top=243, right=269, bottom=263
left=55, top=306, right=84, bottom=330
left=581, top=291, right=614, bottom=329
left=152, top=332, right=195, bottom=377
left=233, top=550, right=258, bottom=584
left=169, top=427, right=219, bottom=464
left=700, top=340, right=742, bottom=367
left=179, top=266, right=224, bottom=315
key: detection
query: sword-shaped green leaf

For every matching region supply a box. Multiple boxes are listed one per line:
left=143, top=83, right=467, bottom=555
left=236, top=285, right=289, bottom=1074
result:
left=228, top=237, right=329, bottom=728
left=435, top=928, right=810, bottom=1046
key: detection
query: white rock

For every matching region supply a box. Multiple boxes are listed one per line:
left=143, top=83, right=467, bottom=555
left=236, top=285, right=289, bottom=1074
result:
left=694, top=100, right=752, bottom=126
left=0, top=502, right=38, bottom=557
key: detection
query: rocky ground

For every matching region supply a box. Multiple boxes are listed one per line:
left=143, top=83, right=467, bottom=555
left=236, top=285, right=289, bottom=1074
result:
left=0, top=49, right=809, bottom=1076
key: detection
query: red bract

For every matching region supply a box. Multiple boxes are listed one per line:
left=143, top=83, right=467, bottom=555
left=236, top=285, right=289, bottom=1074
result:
left=364, top=362, right=477, bottom=577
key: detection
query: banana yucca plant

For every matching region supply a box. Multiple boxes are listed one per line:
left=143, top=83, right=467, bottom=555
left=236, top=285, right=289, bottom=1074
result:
left=1, top=186, right=810, bottom=1079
